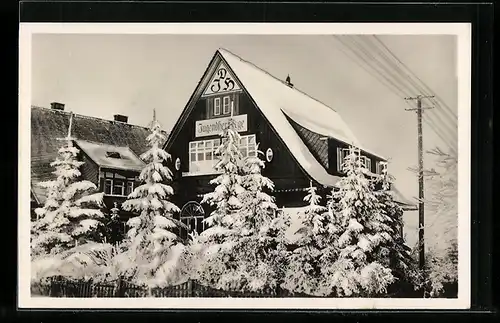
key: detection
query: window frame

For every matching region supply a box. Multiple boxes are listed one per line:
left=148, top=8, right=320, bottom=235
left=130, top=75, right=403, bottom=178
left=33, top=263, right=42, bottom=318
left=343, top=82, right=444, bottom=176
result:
left=102, top=171, right=136, bottom=196
left=362, top=156, right=372, bottom=171
left=179, top=202, right=206, bottom=239
left=214, top=97, right=221, bottom=116
left=187, top=134, right=257, bottom=175
left=222, top=96, right=231, bottom=115
left=337, top=147, right=350, bottom=172
left=188, top=138, right=221, bottom=174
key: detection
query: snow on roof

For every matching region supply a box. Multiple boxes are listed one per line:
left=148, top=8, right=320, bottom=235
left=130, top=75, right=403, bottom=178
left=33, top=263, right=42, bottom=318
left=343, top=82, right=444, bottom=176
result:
left=219, top=48, right=350, bottom=187
left=75, top=140, right=145, bottom=172
left=219, top=49, right=414, bottom=208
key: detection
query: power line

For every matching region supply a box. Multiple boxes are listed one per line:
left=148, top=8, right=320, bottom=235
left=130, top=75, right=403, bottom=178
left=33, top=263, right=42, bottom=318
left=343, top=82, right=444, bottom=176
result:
left=356, top=36, right=457, bottom=139
left=332, top=36, right=457, bottom=150
left=372, top=35, right=458, bottom=120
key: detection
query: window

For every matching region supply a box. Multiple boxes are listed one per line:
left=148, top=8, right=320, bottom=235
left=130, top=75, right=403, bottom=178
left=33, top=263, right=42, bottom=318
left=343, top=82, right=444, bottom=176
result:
left=362, top=156, right=372, bottom=171
left=102, top=171, right=136, bottom=196
left=113, top=180, right=125, bottom=196
left=223, top=96, right=231, bottom=115
left=104, top=179, right=113, bottom=195
left=214, top=98, right=221, bottom=116
left=126, top=181, right=134, bottom=195
left=179, top=201, right=206, bottom=240
left=239, top=134, right=256, bottom=158
left=221, top=134, right=257, bottom=158
left=105, top=151, right=121, bottom=159
left=188, top=138, right=221, bottom=174
left=187, top=134, right=257, bottom=175
left=337, top=148, right=350, bottom=172
left=337, top=148, right=373, bottom=172
left=376, top=161, right=387, bottom=175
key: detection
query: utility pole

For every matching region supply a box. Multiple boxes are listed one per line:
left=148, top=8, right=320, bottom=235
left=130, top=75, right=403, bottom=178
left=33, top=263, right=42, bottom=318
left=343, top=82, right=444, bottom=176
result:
left=405, top=95, right=434, bottom=271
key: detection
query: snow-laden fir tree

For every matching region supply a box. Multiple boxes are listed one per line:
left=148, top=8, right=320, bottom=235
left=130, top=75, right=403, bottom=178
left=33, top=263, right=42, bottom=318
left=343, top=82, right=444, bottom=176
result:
left=374, top=161, right=422, bottom=293
left=31, top=113, right=105, bottom=257
left=321, top=146, right=395, bottom=297
left=226, top=147, right=290, bottom=293
left=121, top=111, right=183, bottom=284
left=421, top=147, right=458, bottom=296
left=282, top=181, right=330, bottom=295
left=194, top=116, right=247, bottom=289
left=200, top=117, right=246, bottom=231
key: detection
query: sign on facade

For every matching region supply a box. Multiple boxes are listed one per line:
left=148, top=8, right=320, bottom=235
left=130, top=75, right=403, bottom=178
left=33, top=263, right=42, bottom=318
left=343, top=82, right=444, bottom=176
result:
left=202, top=62, right=241, bottom=96
left=195, top=114, right=248, bottom=137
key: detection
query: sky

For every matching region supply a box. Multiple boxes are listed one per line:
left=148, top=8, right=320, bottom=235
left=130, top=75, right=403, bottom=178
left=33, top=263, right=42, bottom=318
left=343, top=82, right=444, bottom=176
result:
left=31, top=33, right=458, bottom=246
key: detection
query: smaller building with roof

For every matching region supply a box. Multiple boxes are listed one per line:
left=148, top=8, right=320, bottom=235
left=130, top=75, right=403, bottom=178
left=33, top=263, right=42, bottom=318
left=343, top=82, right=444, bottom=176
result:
left=30, top=104, right=161, bottom=227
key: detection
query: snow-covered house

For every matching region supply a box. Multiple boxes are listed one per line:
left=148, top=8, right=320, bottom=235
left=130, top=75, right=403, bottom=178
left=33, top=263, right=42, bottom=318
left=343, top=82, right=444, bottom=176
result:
left=30, top=104, right=159, bottom=225
left=164, top=48, right=417, bottom=239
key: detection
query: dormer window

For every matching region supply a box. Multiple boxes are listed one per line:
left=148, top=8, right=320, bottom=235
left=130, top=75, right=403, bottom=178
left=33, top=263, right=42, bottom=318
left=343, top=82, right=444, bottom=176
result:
left=337, top=148, right=371, bottom=172
left=106, top=151, right=121, bottom=159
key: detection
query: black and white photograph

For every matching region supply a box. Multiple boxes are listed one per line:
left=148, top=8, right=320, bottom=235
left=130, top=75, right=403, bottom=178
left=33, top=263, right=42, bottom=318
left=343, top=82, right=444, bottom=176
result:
left=18, top=23, right=471, bottom=309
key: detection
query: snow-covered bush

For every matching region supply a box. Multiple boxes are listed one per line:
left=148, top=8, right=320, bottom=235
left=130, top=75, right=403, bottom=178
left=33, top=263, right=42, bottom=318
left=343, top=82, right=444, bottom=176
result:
left=121, top=114, right=185, bottom=285
left=31, top=128, right=105, bottom=257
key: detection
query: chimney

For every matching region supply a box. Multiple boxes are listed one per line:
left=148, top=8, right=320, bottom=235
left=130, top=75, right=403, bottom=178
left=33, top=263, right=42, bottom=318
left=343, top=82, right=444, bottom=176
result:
left=285, top=75, right=294, bottom=88
left=50, top=102, right=65, bottom=111
left=113, top=114, right=128, bottom=123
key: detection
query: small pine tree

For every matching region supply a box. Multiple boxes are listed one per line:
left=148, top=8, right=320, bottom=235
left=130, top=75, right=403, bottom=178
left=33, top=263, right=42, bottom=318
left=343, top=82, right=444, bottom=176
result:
left=283, top=182, right=329, bottom=295
left=121, top=113, right=182, bottom=283
left=31, top=116, right=105, bottom=257
left=201, top=117, right=246, bottom=233
left=195, top=117, right=247, bottom=289
left=375, top=162, right=422, bottom=294
left=322, top=146, right=395, bottom=297
left=238, top=146, right=279, bottom=235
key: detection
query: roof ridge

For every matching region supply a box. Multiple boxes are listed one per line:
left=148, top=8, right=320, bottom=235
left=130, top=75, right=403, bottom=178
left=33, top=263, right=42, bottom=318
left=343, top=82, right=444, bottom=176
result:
left=217, top=48, right=338, bottom=113
left=74, top=138, right=131, bottom=149
left=31, top=105, right=153, bottom=131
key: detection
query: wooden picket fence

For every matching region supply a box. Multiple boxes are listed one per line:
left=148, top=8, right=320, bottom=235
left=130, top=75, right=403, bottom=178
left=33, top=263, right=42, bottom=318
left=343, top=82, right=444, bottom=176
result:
left=44, top=276, right=301, bottom=298
left=37, top=276, right=454, bottom=298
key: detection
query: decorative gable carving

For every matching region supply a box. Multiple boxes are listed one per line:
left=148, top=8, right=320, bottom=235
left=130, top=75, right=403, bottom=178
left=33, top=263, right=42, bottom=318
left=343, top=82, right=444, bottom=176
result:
left=202, top=61, right=241, bottom=97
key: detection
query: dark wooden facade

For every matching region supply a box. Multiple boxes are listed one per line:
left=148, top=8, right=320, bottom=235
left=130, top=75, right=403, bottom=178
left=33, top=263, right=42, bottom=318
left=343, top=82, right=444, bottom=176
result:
left=167, top=85, right=385, bottom=213
left=167, top=91, right=317, bottom=211
left=163, top=49, right=410, bottom=239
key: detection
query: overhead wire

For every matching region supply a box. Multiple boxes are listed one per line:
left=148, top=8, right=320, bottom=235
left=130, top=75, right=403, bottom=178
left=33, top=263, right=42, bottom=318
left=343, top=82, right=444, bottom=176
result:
left=360, top=36, right=458, bottom=131
left=372, top=35, right=458, bottom=120
left=362, top=36, right=458, bottom=142
left=332, top=35, right=457, bottom=154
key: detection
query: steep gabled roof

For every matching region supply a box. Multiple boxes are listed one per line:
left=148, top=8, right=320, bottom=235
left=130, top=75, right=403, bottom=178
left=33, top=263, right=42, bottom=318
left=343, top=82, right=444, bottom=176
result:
left=165, top=49, right=415, bottom=209
left=31, top=106, right=158, bottom=204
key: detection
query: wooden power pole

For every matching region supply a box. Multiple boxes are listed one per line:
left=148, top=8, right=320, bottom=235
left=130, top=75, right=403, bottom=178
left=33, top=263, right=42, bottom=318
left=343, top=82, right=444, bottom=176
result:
left=405, top=95, right=434, bottom=270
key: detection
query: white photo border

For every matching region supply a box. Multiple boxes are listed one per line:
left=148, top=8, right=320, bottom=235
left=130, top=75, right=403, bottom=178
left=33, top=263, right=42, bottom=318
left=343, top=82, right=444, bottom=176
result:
left=18, top=22, right=471, bottom=310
